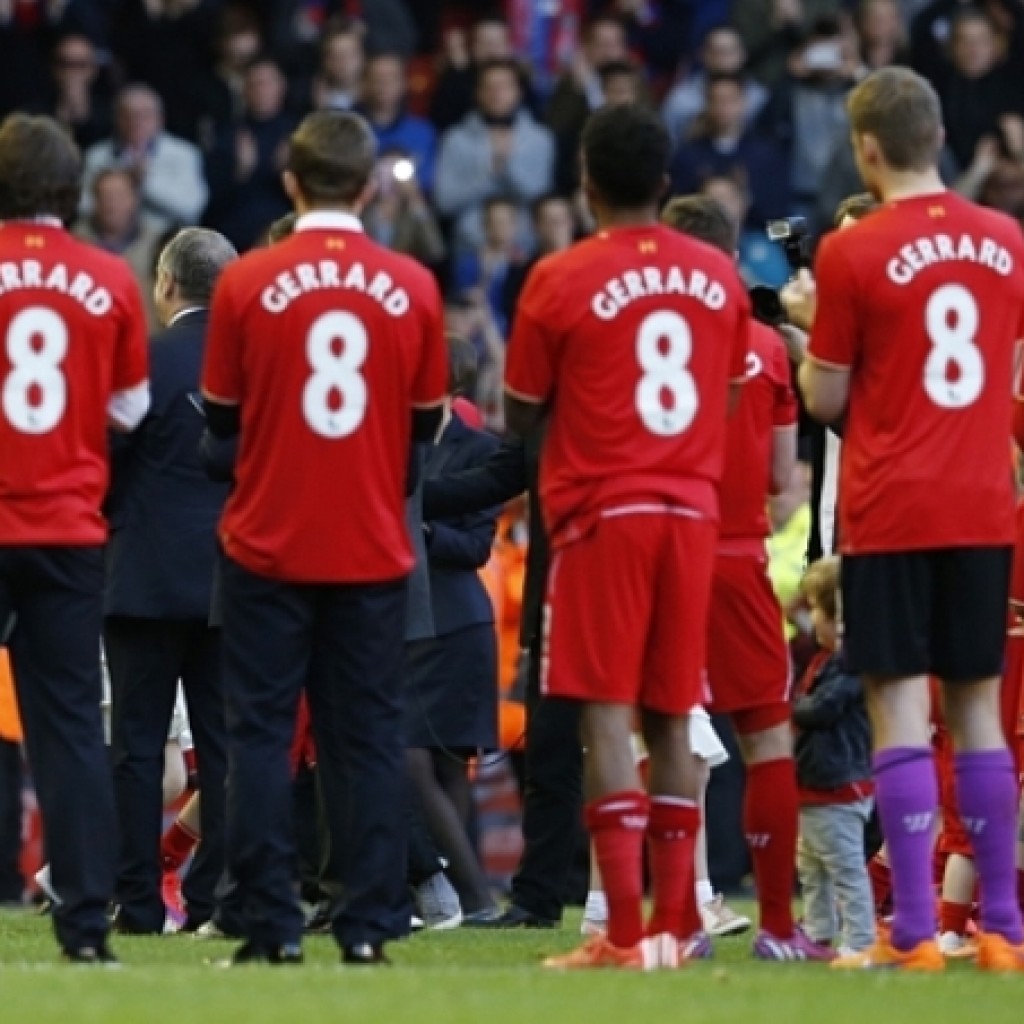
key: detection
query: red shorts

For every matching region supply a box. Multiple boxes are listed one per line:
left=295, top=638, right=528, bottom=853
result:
left=541, top=511, right=716, bottom=715
left=705, top=551, right=792, bottom=728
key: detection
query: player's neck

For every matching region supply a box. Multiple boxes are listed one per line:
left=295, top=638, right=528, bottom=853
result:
left=878, top=168, right=946, bottom=204
left=595, top=208, right=659, bottom=230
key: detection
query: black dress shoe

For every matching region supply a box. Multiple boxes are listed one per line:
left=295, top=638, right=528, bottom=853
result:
left=218, top=940, right=304, bottom=967
left=342, top=942, right=391, bottom=965
left=110, top=909, right=162, bottom=936
left=464, top=905, right=557, bottom=929
left=62, top=943, right=120, bottom=966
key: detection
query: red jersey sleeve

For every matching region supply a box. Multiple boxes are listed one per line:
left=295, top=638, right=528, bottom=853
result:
left=112, top=274, right=149, bottom=391
left=772, top=335, right=798, bottom=427
left=730, top=291, right=752, bottom=382
left=505, top=261, right=560, bottom=404
left=413, top=282, right=448, bottom=408
left=807, top=233, right=859, bottom=370
left=202, top=269, right=242, bottom=404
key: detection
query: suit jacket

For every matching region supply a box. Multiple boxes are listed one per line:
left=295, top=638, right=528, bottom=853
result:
left=421, top=415, right=501, bottom=637
left=105, top=310, right=229, bottom=620
left=422, top=427, right=546, bottom=648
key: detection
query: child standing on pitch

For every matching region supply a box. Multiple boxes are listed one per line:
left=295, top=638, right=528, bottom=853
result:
left=793, top=557, right=875, bottom=956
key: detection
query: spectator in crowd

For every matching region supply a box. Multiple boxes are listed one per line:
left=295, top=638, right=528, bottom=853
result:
left=430, top=16, right=520, bottom=131
left=362, top=149, right=447, bottom=270
left=32, top=33, right=113, bottom=152
left=662, top=25, right=768, bottom=145
left=204, top=57, right=297, bottom=252
left=555, top=56, right=645, bottom=194
left=546, top=15, right=630, bottom=142
left=357, top=53, right=437, bottom=193
left=453, top=195, right=525, bottom=337
left=760, top=17, right=862, bottom=223
left=196, top=9, right=265, bottom=150
left=909, top=0, right=1024, bottom=88
left=505, top=0, right=582, bottom=98
left=925, top=6, right=1023, bottom=172
left=0, top=0, right=79, bottom=118
left=81, top=84, right=209, bottom=230
left=109, top=0, right=221, bottom=143
left=668, top=72, right=790, bottom=227
left=75, top=168, right=166, bottom=327
left=732, top=0, right=845, bottom=86
left=278, top=0, right=416, bottom=64
left=445, top=295, right=506, bottom=429
left=105, top=228, right=237, bottom=936
left=435, top=58, right=554, bottom=250
left=405, top=337, right=501, bottom=925
left=856, top=0, right=909, bottom=70
left=701, top=174, right=791, bottom=287
left=603, top=0, right=693, bottom=78
left=502, top=193, right=576, bottom=324
left=793, top=556, right=875, bottom=957
left=309, top=16, right=365, bottom=112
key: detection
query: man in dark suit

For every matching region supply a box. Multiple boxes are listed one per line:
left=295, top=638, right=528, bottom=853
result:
left=105, top=227, right=238, bottom=934
left=422, top=427, right=585, bottom=928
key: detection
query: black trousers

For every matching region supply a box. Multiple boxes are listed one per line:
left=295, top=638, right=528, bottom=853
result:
left=509, top=646, right=585, bottom=922
left=0, top=546, right=114, bottom=952
left=105, top=616, right=227, bottom=931
left=221, top=557, right=410, bottom=950
left=0, top=738, right=22, bottom=902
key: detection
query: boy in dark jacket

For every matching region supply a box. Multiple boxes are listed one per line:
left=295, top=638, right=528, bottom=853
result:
left=794, top=556, right=875, bottom=955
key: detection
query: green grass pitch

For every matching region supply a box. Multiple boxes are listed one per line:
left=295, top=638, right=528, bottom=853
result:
left=0, top=904, right=1021, bottom=1024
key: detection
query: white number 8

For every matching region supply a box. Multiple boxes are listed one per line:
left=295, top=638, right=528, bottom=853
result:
left=635, top=310, right=699, bottom=436
left=2, top=307, right=68, bottom=434
left=303, top=311, right=368, bottom=438
left=924, top=283, right=983, bottom=409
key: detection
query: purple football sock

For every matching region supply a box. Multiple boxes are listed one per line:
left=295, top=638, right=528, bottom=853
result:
left=955, top=749, right=1023, bottom=944
left=873, top=747, right=938, bottom=951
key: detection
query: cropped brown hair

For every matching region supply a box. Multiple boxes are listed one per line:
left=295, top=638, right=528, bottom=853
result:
left=847, top=67, right=942, bottom=172
left=661, top=195, right=737, bottom=256
left=0, top=114, right=81, bottom=224
left=801, top=556, right=841, bottom=621
left=287, top=110, right=376, bottom=206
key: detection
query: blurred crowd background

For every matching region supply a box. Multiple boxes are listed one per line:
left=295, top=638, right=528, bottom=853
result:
left=3, top=0, right=1021, bottom=425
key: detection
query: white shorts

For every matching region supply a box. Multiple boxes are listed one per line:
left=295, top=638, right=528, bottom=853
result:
left=628, top=706, right=729, bottom=769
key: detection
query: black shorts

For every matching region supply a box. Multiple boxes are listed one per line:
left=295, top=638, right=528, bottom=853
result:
left=841, top=546, right=1011, bottom=681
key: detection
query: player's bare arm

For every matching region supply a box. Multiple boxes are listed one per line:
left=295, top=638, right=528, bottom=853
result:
left=770, top=423, right=797, bottom=495
left=798, top=358, right=851, bottom=423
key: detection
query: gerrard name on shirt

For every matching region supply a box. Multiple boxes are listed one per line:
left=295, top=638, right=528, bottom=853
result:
left=592, top=265, right=727, bottom=320
left=0, top=259, right=112, bottom=315
left=261, top=259, right=410, bottom=317
left=886, top=232, right=1014, bottom=287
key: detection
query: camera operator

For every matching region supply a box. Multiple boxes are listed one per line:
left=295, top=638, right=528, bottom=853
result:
left=776, top=193, right=878, bottom=560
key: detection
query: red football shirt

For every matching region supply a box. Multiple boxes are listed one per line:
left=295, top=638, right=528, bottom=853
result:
left=808, top=191, right=1024, bottom=554
left=505, top=223, right=750, bottom=545
left=719, top=319, right=797, bottom=544
left=202, top=212, right=448, bottom=582
left=0, top=222, right=148, bottom=546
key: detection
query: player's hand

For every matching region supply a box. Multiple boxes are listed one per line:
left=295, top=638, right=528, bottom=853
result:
left=780, top=269, right=817, bottom=331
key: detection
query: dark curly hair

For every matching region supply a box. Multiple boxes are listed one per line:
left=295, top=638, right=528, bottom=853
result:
left=0, top=114, right=82, bottom=225
left=581, top=104, right=669, bottom=210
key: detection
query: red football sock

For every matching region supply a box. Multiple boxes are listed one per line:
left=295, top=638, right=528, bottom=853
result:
left=744, top=757, right=798, bottom=937
left=160, top=818, right=199, bottom=872
left=869, top=855, right=892, bottom=916
left=939, top=899, right=972, bottom=937
left=646, top=797, right=700, bottom=939
left=585, top=791, right=649, bottom=949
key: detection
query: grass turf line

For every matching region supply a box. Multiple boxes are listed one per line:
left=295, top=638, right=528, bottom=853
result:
left=0, top=905, right=1021, bottom=1024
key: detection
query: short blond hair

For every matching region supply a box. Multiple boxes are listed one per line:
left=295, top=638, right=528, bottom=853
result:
left=847, top=67, right=941, bottom=171
left=801, top=556, right=841, bottom=620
